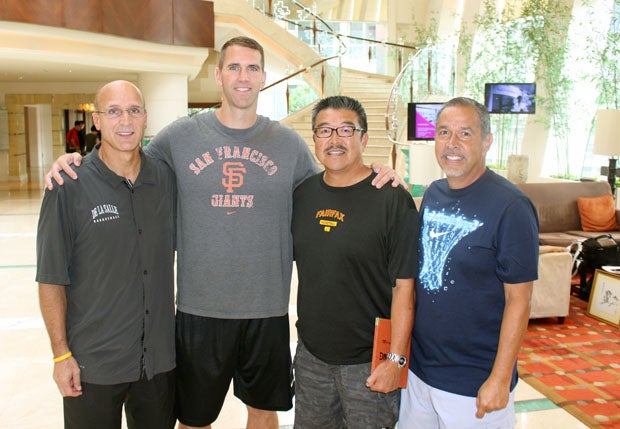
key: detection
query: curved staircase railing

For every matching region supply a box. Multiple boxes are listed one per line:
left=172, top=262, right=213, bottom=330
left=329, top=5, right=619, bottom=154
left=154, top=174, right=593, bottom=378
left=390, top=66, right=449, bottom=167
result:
left=386, top=41, right=457, bottom=147
left=247, top=0, right=418, bottom=117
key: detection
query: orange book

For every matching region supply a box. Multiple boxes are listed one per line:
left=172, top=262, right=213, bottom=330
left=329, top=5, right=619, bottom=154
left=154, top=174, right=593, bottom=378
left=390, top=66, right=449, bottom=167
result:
left=371, top=317, right=410, bottom=389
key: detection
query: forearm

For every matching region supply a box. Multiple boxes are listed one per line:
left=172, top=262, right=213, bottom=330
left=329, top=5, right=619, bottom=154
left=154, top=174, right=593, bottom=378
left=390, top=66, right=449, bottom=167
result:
left=366, top=278, right=414, bottom=392
left=39, top=283, right=69, bottom=356
left=389, top=278, right=415, bottom=355
left=489, top=281, right=533, bottom=385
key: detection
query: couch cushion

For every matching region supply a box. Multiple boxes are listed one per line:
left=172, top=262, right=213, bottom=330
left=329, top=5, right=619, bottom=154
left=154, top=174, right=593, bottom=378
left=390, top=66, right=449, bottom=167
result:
left=565, top=230, right=620, bottom=241
left=577, top=194, right=619, bottom=231
left=538, top=232, right=587, bottom=247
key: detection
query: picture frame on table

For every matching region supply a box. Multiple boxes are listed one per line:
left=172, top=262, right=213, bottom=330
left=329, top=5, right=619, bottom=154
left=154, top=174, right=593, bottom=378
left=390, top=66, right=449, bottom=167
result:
left=587, top=269, right=620, bottom=327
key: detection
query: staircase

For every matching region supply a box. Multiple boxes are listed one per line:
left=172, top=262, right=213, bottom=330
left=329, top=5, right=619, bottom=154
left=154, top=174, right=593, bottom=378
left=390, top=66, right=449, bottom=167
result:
left=282, top=68, right=394, bottom=167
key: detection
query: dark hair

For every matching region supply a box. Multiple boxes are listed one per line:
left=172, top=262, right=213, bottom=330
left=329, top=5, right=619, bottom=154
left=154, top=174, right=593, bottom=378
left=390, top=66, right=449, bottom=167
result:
left=218, top=36, right=265, bottom=71
left=74, top=120, right=82, bottom=126
left=311, top=96, right=367, bottom=134
left=437, top=97, right=491, bottom=139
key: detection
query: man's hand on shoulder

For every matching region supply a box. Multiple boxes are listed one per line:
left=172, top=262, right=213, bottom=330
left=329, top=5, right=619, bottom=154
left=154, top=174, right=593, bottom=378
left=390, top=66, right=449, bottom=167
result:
left=370, top=163, right=407, bottom=189
left=45, top=153, right=83, bottom=190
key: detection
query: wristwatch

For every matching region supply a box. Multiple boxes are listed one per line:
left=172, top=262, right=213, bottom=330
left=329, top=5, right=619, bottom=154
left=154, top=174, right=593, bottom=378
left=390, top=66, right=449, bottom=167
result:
left=386, top=352, right=407, bottom=368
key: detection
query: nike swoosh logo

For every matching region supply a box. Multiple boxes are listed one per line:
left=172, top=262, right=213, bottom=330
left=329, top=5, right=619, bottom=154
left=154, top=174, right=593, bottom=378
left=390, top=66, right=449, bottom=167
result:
left=226, top=211, right=237, bottom=216
left=429, top=230, right=450, bottom=238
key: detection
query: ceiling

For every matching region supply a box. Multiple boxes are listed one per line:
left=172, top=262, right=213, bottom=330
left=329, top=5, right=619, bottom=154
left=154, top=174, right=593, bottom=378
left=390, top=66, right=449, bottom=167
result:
left=0, top=1, right=319, bottom=104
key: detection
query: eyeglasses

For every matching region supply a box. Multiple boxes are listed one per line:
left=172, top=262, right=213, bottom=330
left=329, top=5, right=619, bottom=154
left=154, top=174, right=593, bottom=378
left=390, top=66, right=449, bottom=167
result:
left=95, top=107, right=146, bottom=118
left=313, top=126, right=365, bottom=138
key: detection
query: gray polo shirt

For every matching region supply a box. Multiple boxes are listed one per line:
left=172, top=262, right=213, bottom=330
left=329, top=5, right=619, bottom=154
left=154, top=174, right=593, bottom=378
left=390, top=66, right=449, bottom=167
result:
left=36, top=145, right=176, bottom=384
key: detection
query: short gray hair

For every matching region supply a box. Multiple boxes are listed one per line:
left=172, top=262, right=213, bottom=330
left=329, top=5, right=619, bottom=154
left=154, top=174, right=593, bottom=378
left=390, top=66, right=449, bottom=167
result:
left=437, top=97, right=490, bottom=140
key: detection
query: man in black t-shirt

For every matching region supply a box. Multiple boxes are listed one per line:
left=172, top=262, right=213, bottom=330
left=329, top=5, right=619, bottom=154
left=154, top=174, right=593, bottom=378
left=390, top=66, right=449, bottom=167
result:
left=292, top=96, right=419, bottom=428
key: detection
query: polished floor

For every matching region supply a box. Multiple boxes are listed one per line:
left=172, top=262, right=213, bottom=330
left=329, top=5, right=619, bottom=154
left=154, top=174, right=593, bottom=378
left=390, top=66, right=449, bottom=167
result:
left=0, top=168, right=589, bottom=428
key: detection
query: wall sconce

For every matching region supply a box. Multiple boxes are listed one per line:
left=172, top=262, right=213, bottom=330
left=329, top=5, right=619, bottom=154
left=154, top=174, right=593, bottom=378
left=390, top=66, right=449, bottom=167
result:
left=594, top=109, right=620, bottom=197
left=79, top=103, right=95, bottom=112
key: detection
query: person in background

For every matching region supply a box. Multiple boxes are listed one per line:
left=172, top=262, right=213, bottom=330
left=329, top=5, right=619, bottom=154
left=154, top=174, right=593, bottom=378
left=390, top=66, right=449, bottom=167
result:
left=84, top=124, right=100, bottom=153
left=400, top=96, right=539, bottom=429
left=77, top=120, right=86, bottom=154
left=292, top=95, right=419, bottom=428
left=65, top=121, right=83, bottom=153
left=44, top=36, right=402, bottom=429
left=37, top=80, right=177, bottom=429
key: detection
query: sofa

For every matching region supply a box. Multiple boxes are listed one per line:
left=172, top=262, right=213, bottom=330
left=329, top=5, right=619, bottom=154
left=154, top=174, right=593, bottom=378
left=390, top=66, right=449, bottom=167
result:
left=516, top=181, right=620, bottom=247
left=516, top=180, right=620, bottom=321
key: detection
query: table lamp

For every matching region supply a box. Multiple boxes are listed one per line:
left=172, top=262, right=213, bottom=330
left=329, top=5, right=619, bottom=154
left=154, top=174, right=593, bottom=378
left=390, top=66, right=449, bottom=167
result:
left=593, top=109, right=620, bottom=197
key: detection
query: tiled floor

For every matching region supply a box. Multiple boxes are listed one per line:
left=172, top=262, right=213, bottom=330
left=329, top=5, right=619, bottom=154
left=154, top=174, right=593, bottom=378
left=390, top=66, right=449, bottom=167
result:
left=0, top=168, right=589, bottom=428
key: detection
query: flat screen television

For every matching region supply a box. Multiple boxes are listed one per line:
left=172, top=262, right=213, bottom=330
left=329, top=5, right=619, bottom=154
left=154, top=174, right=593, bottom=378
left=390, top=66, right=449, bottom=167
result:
left=484, top=83, right=536, bottom=114
left=407, top=102, right=444, bottom=141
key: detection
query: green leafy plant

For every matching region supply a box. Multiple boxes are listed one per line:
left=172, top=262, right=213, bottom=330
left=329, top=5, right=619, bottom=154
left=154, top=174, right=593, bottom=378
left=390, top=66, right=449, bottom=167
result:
left=458, top=0, right=573, bottom=172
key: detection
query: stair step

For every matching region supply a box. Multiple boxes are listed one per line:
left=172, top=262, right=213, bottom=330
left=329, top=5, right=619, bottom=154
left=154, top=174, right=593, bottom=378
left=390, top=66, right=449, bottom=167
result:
left=281, top=68, right=395, bottom=169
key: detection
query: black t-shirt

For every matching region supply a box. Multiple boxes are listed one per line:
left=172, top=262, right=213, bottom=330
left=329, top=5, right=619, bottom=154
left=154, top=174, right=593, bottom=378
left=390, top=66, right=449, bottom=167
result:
left=292, top=172, right=419, bottom=365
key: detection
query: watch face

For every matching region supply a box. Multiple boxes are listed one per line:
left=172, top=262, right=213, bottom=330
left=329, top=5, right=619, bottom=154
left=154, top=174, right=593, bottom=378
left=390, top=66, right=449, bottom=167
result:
left=388, top=352, right=407, bottom=368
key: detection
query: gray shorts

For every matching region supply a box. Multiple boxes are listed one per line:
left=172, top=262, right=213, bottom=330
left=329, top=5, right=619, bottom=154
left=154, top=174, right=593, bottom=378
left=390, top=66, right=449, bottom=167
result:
left=293, top=340, right=400, bottom=429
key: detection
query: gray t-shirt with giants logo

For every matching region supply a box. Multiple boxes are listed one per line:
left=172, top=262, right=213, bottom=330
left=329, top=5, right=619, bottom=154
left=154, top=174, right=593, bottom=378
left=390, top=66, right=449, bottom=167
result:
left=147, top=110, right=319, bottom=319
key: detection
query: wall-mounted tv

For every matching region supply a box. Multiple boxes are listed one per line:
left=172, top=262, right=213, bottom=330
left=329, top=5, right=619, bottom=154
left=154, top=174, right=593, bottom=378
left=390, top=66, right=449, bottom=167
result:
left=484, top=83, right=536, bottom=114
left=407, top=102, right=444, bottom=141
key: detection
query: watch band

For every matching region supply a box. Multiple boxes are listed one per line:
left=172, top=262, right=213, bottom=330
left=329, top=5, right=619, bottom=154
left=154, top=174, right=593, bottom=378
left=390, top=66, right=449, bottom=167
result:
left=386, top=352, right=407, bottom=368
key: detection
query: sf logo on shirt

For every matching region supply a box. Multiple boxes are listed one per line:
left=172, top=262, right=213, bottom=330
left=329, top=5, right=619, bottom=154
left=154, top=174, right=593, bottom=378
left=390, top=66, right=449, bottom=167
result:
left=211, top=161, right=254, bottom=212
left=222, top=162, right=246, bottom=193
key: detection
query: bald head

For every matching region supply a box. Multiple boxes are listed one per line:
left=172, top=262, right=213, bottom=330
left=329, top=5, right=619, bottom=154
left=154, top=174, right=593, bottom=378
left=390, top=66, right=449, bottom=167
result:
left=92, top=80, right=147, bottom=158
left=94, top=80, right=144, bottom=111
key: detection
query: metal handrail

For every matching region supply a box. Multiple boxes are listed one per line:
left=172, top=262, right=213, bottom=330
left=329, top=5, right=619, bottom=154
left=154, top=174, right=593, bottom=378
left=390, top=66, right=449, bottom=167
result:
left=386, top=56, right=415, bottom=145
left=385, top=42, right=456, bottom=147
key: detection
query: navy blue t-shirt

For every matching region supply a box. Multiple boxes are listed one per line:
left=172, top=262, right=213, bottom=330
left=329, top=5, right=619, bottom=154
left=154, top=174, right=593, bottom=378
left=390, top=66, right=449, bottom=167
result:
left=410, top=169, right=539, bottom=397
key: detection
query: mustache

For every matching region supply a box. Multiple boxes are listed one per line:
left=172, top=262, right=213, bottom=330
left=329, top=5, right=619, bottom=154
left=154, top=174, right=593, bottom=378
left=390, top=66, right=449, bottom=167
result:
left=324, top=145, right=347, bottom=153
left=441, top=150, right=464, bottom=157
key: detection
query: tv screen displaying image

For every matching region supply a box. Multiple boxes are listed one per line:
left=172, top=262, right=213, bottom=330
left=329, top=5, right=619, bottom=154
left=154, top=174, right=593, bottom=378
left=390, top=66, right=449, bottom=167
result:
left=407, top=102, right=444, bottom=141
left=484, top=83, right=536, bottom=114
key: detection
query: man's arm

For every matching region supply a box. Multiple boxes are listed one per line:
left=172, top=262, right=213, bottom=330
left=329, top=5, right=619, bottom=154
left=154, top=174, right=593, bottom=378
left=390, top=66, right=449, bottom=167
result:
left=44, top=153, right=83, bottom=190
left=366, top=278, right=414, bottom=393
left=475, top=281, right=533, bottom=418
left=39, top=283, right=82, bottom=397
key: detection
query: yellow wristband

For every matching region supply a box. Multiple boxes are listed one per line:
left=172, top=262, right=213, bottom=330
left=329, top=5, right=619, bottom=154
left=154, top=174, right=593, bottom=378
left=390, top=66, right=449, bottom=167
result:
left=53, top=351, right=72, bottom=363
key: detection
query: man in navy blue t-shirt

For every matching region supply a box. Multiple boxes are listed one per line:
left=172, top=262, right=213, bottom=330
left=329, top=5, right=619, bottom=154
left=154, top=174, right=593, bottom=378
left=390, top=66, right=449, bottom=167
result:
left=400, top=97, right=539, bottom=429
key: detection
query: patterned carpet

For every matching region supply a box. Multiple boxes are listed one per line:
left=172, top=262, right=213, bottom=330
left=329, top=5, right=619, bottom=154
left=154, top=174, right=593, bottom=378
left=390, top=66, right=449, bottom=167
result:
left=518, top=296, right=620, bottom=428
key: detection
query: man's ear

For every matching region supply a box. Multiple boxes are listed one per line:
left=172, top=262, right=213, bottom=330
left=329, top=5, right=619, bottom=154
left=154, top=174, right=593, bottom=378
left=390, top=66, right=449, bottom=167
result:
left=214, top=67, right=222, bottom=87
left=361, top=132, right=369, bottom=151
left=483, top=133, right=493, bottom=152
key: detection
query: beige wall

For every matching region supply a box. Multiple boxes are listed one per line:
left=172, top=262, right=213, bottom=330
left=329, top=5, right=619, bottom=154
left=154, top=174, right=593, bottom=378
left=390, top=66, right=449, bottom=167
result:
left=5, top=93, right=94, bottom=179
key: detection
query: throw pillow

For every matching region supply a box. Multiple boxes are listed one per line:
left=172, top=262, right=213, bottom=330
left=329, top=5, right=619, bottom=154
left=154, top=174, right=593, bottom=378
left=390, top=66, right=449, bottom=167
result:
left=577, top=194, right=619, bottom=232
